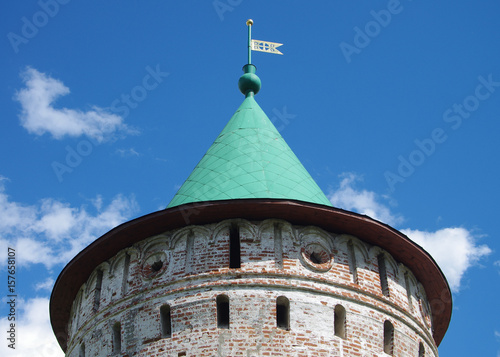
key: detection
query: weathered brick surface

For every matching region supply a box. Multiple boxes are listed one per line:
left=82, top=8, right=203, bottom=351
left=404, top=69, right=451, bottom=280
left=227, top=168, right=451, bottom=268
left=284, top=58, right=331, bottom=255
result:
left=66, top=219, right=438, bottom=356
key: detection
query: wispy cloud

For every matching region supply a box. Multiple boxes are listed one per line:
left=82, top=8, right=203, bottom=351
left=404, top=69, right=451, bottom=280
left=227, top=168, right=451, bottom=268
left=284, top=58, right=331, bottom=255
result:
left=115, top=148, right=141, bottom=157
left=329, top=173, right=404, bottom=226
left=328, top=172, right=491, bottom=292
left=0, top=297, right=64, bottom=356
left=14, top=67, right=130, bottom=142
left=34, top=278, right=55, bottom=292
left=0, top=177, right=138, bottom=268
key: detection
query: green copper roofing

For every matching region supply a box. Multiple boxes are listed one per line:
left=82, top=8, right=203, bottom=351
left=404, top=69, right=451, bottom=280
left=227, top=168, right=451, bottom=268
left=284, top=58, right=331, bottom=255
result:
left=167, top=65, right=332, bottom=209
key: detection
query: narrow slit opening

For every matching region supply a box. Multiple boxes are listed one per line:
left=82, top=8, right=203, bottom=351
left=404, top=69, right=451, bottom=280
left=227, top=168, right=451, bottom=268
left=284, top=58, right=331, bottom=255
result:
left=229, top=224, right=241, bottom=269
left=93, top=270, right=103, bottom=312
left=378, top=253, right=390, bottom=297
left=160, top=304, right=172, bottom=338
left=383, top=320, right=394, bottom=355
left=334, top=304, right=346, bottom=339
left=79, top=343, right=85, bottom=357
left=347, top=240, right=358, bottom=284
left=112, top=322, right=121, bottom=354
left=418, top=342, right=425, bottom=357
left=276, top=296, right=290, bottom=330
left=217, top=295, right=230, bottom=329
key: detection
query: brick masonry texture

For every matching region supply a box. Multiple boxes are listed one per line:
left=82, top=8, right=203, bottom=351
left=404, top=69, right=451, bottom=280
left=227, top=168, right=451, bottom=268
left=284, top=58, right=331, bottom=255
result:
left=65, top=219, right=437, bottom=357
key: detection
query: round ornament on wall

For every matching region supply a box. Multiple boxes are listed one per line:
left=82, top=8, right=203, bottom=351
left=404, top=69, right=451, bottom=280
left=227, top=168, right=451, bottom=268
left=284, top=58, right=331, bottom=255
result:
left=300, top=242, right=333, bottom=272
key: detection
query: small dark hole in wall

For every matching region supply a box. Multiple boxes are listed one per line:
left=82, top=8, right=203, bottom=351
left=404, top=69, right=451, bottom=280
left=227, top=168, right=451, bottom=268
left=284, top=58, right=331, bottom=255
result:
left=178, top=352, right=186, bottom=356
left=310, top=252, right=322, bottom=264
left=151, top=260, right=163, bottom=272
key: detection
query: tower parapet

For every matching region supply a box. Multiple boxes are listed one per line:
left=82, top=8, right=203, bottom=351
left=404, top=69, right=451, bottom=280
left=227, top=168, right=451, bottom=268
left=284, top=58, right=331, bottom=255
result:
left=52, top=201, right=450, bottom=356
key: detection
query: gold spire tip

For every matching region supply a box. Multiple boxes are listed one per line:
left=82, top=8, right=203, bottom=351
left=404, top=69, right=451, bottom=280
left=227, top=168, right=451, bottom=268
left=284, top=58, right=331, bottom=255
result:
left=246, top=19, right=253, bottom=26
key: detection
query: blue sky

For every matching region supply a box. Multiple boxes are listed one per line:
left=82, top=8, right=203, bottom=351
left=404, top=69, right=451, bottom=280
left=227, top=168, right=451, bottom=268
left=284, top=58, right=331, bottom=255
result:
left=1, top=1, right=499, bottom=356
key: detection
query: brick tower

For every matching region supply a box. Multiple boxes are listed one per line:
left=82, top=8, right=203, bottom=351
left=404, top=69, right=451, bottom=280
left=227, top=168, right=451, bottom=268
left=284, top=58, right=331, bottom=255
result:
left=50, top=24, right=451, bottom=357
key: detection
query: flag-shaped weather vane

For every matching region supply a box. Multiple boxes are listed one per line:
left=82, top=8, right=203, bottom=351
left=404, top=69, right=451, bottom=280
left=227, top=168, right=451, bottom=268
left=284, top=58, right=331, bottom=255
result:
left=239, top=19, right=282, bottom=97
left=246, top=19, right=283, bottom=65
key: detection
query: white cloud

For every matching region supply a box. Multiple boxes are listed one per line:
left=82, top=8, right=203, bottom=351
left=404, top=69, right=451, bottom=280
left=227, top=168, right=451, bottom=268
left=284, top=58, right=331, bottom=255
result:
left=0, top=178, right=138, bottom=268
left=328, top=173, right=491, bottom=293
left=34, top=278, right=55, bottom=292
left=34, top=200, right=77, bottom=241
left=14, top=67, right=129, bottom=142
left=0, top=177, right=139, bottom=357
left=115, top=147, right=141, bottom=157
left=328, top=173, right=404, bottom=226
left=0, top=297, right=64, bottom=357
left=401, top=228, right=491, bottom=292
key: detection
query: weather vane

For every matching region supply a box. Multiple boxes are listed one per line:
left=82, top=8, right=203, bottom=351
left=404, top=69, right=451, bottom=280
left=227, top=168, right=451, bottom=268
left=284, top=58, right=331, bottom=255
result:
left=246, top=19, right=283, bottom=65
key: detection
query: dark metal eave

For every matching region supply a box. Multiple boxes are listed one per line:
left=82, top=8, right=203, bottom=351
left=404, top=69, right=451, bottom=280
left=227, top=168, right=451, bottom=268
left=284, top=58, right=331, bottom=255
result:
left=50, top=199, right=451, bottom=351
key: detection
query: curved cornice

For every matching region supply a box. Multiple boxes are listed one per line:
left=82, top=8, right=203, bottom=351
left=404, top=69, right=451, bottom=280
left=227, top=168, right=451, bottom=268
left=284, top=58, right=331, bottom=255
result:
left=50, top=199, right=451, bottom=351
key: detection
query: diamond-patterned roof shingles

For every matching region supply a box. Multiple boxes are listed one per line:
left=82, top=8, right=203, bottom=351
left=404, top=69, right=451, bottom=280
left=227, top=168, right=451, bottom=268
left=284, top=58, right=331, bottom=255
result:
left=167, top=95, right=332, bottom=208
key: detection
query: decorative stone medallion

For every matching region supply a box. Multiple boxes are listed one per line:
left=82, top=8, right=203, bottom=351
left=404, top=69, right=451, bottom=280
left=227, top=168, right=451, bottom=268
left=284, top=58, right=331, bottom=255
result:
left=141, top=251, right=168, bottom=279
left=300, top=242, right=333, bottom=272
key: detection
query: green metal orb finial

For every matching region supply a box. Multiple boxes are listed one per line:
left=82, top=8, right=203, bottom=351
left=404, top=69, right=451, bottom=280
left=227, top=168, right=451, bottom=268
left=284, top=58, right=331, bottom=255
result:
left=238, top=64, right=261, bottom=96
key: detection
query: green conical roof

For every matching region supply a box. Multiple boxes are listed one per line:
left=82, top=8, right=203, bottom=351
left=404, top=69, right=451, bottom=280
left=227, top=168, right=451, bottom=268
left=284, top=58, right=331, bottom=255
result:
left=167, top=67, right=332, bottom=209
